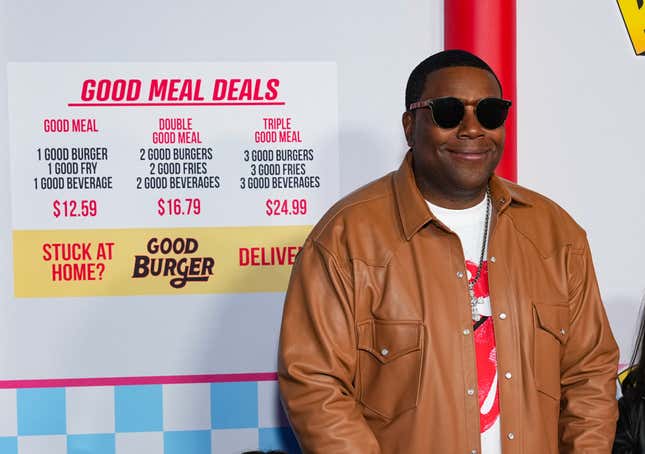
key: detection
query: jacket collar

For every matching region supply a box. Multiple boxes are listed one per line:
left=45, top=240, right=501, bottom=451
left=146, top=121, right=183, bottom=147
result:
left=393, top=151, right=532, bottom=241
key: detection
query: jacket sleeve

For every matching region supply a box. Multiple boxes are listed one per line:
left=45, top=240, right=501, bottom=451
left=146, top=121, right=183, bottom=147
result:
left=612, top=396, right=637, bottom=454
left=278, top=239, right=380, bottom=454
left=558, top=240, right=619, bottom=453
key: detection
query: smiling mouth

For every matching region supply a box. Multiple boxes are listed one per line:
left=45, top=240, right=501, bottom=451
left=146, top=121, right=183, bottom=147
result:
left=446, top=149, right=490, bottom=160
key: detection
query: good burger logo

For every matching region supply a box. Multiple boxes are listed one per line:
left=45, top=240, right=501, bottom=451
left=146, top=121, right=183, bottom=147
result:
left=132, top=237, right=214, bottom=288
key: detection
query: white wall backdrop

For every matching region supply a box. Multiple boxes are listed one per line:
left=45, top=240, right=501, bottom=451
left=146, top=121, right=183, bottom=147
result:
left=517, top=0, right=645, bottom=363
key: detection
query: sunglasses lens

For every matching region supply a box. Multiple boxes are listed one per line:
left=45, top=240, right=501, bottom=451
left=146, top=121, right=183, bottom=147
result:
left=430, top=98, right=464, bottom=129
left=476, top=98, right=510, bottom=129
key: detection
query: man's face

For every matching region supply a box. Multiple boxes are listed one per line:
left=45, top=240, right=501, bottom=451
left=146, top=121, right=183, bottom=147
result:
left=403, top=66, right=505, bottom=204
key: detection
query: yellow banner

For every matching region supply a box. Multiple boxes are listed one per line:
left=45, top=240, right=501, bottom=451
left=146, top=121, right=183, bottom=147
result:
left=618, top=0, right=645, bottom=54
left=14, top=226, right=311, bottom=298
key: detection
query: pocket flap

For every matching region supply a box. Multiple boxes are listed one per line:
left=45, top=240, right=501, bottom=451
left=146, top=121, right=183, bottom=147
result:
left=533, top=302, right=569, bottom=343
left=357, top=320, right=422, bottom=364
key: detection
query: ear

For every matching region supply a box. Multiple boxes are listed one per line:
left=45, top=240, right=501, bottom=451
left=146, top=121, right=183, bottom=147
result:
left=402, top=110, right=415, bottom=147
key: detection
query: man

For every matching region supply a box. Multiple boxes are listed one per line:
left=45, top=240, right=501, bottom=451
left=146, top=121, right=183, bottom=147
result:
left=278, top=50, right=618, bottom=453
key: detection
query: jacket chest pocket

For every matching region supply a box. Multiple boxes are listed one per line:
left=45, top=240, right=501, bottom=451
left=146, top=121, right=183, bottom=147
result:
left=356, top=319, right=423, bottom=419
left=533, top=302, right=569, bottom=400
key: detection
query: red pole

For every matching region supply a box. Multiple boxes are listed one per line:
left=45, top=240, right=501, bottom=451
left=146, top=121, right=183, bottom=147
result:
left=444, top=0, right=517, bottom=182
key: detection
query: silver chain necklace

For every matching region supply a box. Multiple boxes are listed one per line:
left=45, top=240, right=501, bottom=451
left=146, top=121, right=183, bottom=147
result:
left=469, top=187, right=491, bottom=322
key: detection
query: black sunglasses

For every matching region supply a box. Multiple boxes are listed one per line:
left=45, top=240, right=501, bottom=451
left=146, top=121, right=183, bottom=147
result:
left=409, top=97, right=512, bottom=130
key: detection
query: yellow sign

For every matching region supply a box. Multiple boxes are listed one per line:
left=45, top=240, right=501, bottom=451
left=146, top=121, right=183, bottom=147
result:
left=617, top=0, right=645, bottom=54
left=619, top=366, right=633, bottom=384
left=14, top=226, right=311, bottom=298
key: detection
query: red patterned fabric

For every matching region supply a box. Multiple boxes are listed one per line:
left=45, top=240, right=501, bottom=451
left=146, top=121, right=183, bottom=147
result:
left=466, top=260, right=500, bottom=435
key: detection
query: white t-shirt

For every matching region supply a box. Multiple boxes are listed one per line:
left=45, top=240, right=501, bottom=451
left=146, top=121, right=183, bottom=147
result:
left=426, top=196, right=502, bottom=454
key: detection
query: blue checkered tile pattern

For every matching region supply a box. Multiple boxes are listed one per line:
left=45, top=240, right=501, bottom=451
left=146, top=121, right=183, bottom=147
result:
left=0, top=381, right=300, bottom=454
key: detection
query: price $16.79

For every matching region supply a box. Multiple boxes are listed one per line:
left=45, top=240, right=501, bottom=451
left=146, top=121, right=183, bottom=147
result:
left=157, top=198, right=201, bottom=216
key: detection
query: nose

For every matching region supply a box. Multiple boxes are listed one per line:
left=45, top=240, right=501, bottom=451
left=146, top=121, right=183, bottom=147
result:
left=457, top=105, right=484, bottom=139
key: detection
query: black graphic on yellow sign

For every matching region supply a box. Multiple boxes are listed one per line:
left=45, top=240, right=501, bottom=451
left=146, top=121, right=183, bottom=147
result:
left=132, top=237, right=215, bottom=289
left=618, top=0, right=645, bottom=54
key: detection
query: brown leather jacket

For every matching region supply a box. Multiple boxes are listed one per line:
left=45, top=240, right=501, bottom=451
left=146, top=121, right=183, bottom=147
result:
left=278, top=152, right=618, bottom=453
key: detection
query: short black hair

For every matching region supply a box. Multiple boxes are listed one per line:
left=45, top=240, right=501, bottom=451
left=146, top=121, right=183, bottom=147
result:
left=405, top=49, right=502, bottom=110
